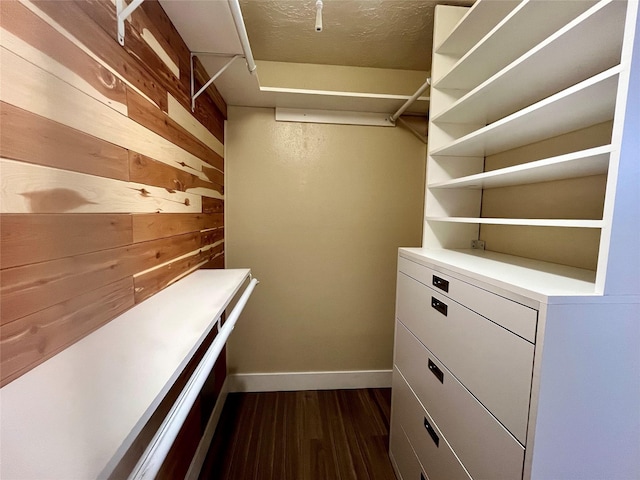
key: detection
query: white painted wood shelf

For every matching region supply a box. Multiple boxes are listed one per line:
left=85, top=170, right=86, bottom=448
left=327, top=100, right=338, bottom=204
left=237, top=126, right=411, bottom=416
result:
left=428, top=146, right=611, bottom=190
left=434, top=0, right=519, bottom=56
left=433, top=0, right=595, bottom=90
left=432, top=0, right=625, bottom=125
left=426, top=217, right=603, bottom=228
left=0, top=269, right=252, bottom=480
left=431, top=67, right=619, bottom=157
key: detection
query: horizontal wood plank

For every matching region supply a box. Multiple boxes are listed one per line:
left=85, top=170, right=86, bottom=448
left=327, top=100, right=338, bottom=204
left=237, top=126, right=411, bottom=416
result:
left=126, top=88, right=224, bottom=172
left=1, top=231, right=218, bottom=324
left=133, top=213, right=223, bottom=242
left=193, top=55, right=226, bottom=142
left=133, top=243, right=224, bottom=303
left=0, top=46, right=211, bottom=178
left=193, top=55, right=228, bottom=119
left=0, top=277, right=135, bottom=387
left=129, top=152, right=223, bottom=196
left=0, top=1, right=128, bottom=115
left=0, top=102, right=129, bottom=181
left=0, top=213, right=133, bottom=268
left=1, top=159, right=201, bottom=214
left=30, top=0, right=168, bottom=111
left=167, top=94, right=224, bottom=158
left=202, top=197, right=225, bottom=214
left=74, top=0, right=189, bottom=110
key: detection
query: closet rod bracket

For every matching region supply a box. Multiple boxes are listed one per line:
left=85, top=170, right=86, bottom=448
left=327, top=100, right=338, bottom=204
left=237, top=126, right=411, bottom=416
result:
left=116, top=0, right=145, bottom=46
left=190, top=53, right=241, bottom=112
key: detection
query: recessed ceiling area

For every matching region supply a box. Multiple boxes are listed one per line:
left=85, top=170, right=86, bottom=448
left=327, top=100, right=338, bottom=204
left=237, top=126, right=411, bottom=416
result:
left=239, top=0, right=472, bottom=71
left=159, top=0, right=474, bottom=114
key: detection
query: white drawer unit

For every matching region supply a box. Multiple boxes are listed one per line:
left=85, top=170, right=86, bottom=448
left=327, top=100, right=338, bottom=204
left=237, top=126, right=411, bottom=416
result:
left=391, top=0, right=640, bottom=479
left=398, top=255, right=538, bottom=342
left=395, top=321, right=525, bottom=480
left=389, top=421, right=427, bottom=480
left=392, top=369, right=471, bottom=480
left=396, top=270, right=534, bottom=442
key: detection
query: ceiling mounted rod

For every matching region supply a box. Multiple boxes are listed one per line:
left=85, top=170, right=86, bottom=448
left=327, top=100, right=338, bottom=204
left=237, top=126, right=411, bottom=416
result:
left=228, top=0, right=257, bottom=74
left=191, top=53, right=241, bottom=111
left=388, top=78, right=431, bottom=124
left=116, top=0, right=145, bottom=46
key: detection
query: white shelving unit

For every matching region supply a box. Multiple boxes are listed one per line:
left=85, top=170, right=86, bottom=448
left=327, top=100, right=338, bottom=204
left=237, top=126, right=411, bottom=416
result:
left=390, top=0, right=640, bottom=479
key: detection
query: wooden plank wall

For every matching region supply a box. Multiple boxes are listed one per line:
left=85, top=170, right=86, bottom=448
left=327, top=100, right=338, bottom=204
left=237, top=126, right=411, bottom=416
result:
left=0, top=2, right=228, bottom=472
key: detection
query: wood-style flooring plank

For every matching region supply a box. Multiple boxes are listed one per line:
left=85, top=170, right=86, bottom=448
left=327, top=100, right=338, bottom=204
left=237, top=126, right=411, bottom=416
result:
left=200, top=389, right=396, bottom=480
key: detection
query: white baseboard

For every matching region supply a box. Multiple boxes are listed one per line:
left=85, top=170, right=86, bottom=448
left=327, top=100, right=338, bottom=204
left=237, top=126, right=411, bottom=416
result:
left=185, top=378, right=230, bottom=480
left=226, top=369, right=393, bottom=393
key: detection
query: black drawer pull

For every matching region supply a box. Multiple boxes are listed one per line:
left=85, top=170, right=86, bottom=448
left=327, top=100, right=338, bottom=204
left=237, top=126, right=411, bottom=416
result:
left=431, top=297, right=448, bottom=316
left=428, top=358, right=444, bottom=383
left=423, top=417, right=440, bottom=447
left=432, top=275, right=449, bottom=292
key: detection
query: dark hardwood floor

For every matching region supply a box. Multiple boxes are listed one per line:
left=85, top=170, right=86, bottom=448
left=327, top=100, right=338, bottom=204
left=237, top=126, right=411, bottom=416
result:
left=199, top=388, right=398, bottom=480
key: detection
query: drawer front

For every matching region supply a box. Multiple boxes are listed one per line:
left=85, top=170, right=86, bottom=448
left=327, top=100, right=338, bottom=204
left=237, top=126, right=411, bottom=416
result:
left=395, top=321, right=525, bottom=479
left=392, top=369, right=472, bottom=480
left=390, top=420, right=428, bottom=480
left=397, top=272, right=534, bottom=442
left=398, top=255, right=537, bottom=342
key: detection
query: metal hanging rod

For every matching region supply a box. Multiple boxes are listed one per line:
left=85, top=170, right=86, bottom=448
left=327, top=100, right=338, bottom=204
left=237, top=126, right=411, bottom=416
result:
left=128, top=277, right=259, bottom=480
left=228, top=0, right=257, bottom=74
left=388, top=78, right=431, bottom=124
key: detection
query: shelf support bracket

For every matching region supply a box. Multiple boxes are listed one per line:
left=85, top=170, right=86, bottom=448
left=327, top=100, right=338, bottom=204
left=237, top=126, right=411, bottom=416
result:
left=116, top=0, right=145, bottom=47
left=190, top=53, right=240, bottom=112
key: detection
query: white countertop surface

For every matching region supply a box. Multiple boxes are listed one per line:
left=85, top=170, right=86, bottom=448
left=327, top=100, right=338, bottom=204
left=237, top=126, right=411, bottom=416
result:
left=0, top=268, right=251, bottom=480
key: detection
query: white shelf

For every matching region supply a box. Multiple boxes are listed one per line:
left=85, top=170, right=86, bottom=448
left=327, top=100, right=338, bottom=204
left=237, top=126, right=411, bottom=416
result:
left=434, top=0, right=596, bottom=90
left=428, top=146, right=611, bottom=190
left=0, top=269, right=251, bottom=480
left=426, top=217, right=604, bottom=228
left=433, top=1, right=626, bottom=125
left=260, top=86, right=430, bottom=115
left=431, top=67, right=619, bottom=158
left=399, top=248, right=598, bottom=300
left=435, top=0, right=520, bottom=56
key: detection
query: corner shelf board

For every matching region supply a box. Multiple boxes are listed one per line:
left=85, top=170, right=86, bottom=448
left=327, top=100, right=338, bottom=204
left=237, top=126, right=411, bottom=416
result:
left=428, top=146, right=611, bottom=190
left=434, top=0, right=520, bottom=56
left=425, top=217, right=604, bottom=228
left=433, top=0, right=596, bottom=90
left=431, top=67, right=619, bottom=158
left=432, top=0, right=626, bottom=125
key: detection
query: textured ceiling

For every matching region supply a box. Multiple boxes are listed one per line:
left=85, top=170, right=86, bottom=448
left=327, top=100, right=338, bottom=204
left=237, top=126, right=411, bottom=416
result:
left=239, top=0, right=473, bottom=71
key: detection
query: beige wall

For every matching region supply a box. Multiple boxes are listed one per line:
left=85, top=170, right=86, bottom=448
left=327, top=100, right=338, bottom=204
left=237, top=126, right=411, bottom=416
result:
left=225, top=107, right=425, bottom=374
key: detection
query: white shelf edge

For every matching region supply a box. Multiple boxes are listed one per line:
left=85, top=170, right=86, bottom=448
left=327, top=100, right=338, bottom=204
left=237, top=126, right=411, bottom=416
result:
left=434, top=0, right=596, bottom=91
left=431, top=66, right=621, bottom=157
left=435, top=0, right=520, bottom=55
left=399, top=248, right=599, bottom=301
left=432, top=0, right=625, bottom=125
left=428, top=146, right=612, bottom=190
left=425, top=217, right=604, bottom=228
